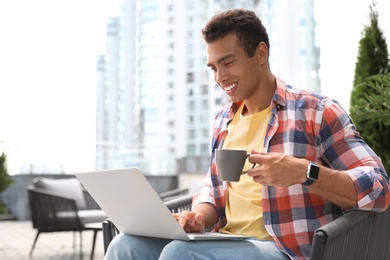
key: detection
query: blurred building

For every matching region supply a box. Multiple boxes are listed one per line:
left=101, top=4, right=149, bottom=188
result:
left=95, top=0, right=320, bottom=175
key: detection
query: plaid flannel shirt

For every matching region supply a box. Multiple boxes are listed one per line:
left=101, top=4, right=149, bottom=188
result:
left=193, top=76, right=390, bottom=259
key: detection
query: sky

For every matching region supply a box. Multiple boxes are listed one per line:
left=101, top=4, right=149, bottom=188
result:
left=0, top=0, right=389, bottom=175
left=318, top=0, right=390, bottom=112
left=0, top=0, right=117, bottom=174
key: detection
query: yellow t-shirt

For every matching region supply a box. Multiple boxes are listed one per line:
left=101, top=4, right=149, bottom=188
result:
left=219, top=102, right=273, bottom=241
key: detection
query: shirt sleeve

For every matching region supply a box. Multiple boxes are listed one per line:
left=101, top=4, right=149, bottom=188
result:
left=319, top=98, right=390, bottom=211
left=192, top=170, right=216, bottom=207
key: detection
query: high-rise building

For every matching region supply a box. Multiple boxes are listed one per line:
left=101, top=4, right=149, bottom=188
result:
left=95, top=0, right=320, bottom=176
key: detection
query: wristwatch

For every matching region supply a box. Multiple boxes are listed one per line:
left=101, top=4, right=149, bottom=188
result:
left=302, top=161, right=320, bottom=186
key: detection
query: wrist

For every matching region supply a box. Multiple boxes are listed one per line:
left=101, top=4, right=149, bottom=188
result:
left=302, top=161, right=320, bottom=186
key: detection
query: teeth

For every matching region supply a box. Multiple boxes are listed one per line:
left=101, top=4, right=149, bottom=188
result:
left=224, top=83, right=237, bottom=91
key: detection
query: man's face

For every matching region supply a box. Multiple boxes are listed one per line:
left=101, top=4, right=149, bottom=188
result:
left=206, top=33, right=262, bottom=102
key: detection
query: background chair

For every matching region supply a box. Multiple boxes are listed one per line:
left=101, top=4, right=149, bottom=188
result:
left=27, top=177, right=107, bottom=259
left=158, top=187, right=189, bottom=201
left=102, top=194, right=390, bottom=259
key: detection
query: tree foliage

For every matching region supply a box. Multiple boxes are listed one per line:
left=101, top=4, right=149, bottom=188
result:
left=352, top=2, right=389, bottom=89
left=0, top=152, right=13, bottom=194
left=350, top=2, right=390, bottom=174
left=350, top=74, right=390, bottom=173
left=0, top=151, right=13, bottom=214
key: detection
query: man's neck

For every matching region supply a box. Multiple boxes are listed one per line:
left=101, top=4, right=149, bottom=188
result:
left=242, top=75, right=276, bottom=116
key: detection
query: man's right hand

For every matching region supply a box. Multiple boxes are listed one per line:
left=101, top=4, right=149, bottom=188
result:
left=173, top=211, right=206, bottom=233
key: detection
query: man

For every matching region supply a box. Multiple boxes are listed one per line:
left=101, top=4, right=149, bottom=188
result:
left=105, top=9, right=390, bottom=259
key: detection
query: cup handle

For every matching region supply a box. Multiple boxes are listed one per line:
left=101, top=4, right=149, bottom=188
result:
left=242, top=154, right=257, bottom=174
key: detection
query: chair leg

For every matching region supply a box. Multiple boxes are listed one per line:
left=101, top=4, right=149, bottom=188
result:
left=79, top=231, right=83, bottom=259
left=90, top=230, right=98, bottom=260
left=73, top=231, right=76, bottom=248
left=29, top=231, right=40, bottom=258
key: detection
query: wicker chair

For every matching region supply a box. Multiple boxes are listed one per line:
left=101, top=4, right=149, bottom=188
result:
left=102, top=194, right=390, bottom=259
left=27, top=177, right=107, bottom=259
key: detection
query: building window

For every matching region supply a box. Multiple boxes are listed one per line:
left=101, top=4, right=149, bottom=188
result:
left=201, top=84, right=208, bottom=95
left=201, top=143, right=209, bottom=153
left=201, top=99, right=209, bottom=109
left=187, top=144, right=196, bottom=155
left=202, top=128, right=209, bottom=138
left=188, top=115, right=194, bottom=124
left=187, top=72, right=194, bottom=82
left=187, top=58, right=194, bottom=68
left=188, top=101, right=195, bottom=111
left=188, top=129, right=196, bottom=139
left=187, top=16, right=193, bottom=26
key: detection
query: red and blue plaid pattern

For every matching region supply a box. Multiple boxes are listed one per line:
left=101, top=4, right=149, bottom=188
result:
left=193, top=76, right=390, bottom=259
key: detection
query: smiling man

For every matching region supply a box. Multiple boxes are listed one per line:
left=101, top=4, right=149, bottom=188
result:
left=105, top=9, right=390, bottom=260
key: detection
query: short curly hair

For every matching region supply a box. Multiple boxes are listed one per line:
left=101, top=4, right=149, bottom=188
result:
left=202, top=9, right=270, bottom=58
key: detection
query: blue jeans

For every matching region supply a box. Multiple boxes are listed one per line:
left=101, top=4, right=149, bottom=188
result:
left=105, top=233, right=290, bottom=260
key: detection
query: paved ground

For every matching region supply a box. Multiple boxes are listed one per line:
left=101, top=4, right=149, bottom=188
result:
left=0, top=220, right=105, bottom=260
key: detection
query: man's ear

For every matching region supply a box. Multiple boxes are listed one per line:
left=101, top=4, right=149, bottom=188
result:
left=256, top=41, right=269, bottom=65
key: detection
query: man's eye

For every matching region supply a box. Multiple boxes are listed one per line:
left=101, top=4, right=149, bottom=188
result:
left=225, top=60, right=234, bottom=66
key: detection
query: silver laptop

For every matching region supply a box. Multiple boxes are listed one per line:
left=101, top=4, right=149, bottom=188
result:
left=75, top=168, right=252, bottom=241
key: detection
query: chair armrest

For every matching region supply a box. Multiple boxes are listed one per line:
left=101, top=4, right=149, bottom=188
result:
left=28, top=187, right=82, bottom=231
left=83, top=189, right=102, bottom=210
left=164, top=193, right=194, bottom=213
left=311, top=207, right=390, bottom=260
left=102, top=219, right=120, bottom=253
left=159, top=188, right=189, bottom=201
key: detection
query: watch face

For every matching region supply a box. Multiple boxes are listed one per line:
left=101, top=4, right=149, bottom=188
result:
left=309, top=164, right=320, bottom=180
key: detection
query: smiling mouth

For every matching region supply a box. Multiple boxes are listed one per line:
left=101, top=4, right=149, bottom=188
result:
left=223, top=82, right=237, bottom=92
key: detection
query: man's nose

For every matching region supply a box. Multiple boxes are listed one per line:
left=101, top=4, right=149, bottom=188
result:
left=215, top=68, right=228, bottom=84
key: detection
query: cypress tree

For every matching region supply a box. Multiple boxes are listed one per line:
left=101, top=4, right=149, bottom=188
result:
left=352, top=2, right=389, bottom=90
left=350, top=75, right=390, bottom=173
left=350, top=2, right=390, bottom=174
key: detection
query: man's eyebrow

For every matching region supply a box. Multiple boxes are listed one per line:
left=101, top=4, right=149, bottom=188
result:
left=207, top=54, right=236, bottom=67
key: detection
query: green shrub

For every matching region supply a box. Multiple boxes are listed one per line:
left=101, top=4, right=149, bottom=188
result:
left=0, top=152, right=13, bottom=214
left=350, top=74, right=390, bottom=173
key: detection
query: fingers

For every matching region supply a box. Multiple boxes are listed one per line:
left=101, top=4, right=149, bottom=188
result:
left=174, top=211, right=190, bottom=229
left=193, top=213, right=205, bottom=228
left=247, top=152, right=270, bottom=184
left=174, top=211, right=205, bottom=233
